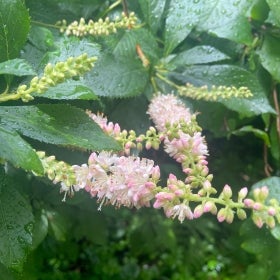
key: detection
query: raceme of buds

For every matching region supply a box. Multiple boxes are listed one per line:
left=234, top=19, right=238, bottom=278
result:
left=243, top=186, right=280, bottom=228
left=178, top=83, right=253, bottom=101
left=86, top=111, right=162, bottom=154
left=5, top=54, right=97, bottom=102
left=36, top=151, right=77, bottom=201
left=57, top=12, right=137, bottom=37
left=39, top=92, right=280, bottom=229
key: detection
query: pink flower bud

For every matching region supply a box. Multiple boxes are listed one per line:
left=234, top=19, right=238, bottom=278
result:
left=268, top=207, right=276, bottom=216
left=145, top=141, right=152, bottom=150
left=203, top=201, right=214, bottom=213
left=193, top=205, right=204, bottom=218
left=244, top=198, right=254, bottom=208
left=253, top=202, right=263, bottom=211
left=260, top=186, right=269, bottom=200
left=238, top=187, right=248, bottom=200
left=217, top=208, right=226, bottom=223
left=203, top=180, right=212, bottom=192
left=222, top=184, right=232, bottom=198
left=225, top=209, right=234, bottom=224
left=252, top=215, right=264, bottom=228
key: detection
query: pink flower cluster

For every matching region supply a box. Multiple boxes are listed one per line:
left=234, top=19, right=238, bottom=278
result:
left=87, top=110, right=121, bottom=137
left=147, top=94, right=192, bottom=132
left=153, top=174, right=193, bottom=222
left=147, top=94, right=209, bottom=169
left=73, top=151, right=160, bottom=209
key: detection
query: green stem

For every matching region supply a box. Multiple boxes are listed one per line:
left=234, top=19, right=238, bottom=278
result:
left=31, top=20, right=60, bottom=29
left=99, top=0, right=122, bottom=18
left=156, top=73, right=180, bottom=90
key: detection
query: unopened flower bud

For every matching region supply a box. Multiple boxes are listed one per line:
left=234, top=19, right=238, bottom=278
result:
left=217, top=208, right=227, bottom=223
left=238, top=187, right=248, bottom=200
left=266, top=216, right=276, bottom=228
left=193, top=205, right=204, bottom=218
left=237, top=209, right=247, bottom=220
left=222, top=184, right=232, bottom=199
left=252, top=214, right=264, bottom=228
left=259, top=186, right=269, bottom=201
left=203, top=201, right=215, bottom=213
left=244, top=198, right=254, bottom=208
left=225, top=209, right=234, bottom=224
left=268, top=207, right=277, bottom=216
left=253, top=202, right=263, bottom=211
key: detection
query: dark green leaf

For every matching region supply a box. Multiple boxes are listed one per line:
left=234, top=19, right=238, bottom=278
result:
left=0, top=105, right=120, bottom=151
left=0, top=59, right=35, bottom=76
left=31, top=210, right=48, bottom=250
left=231, top=125, right=271, bottom=147
left=0, top=126, right=43, bottom=174
left=47, top=210, right=69, bottom=242
left=112, top=29, right=160, bottom=64
left=266, top=0, right=280, bottom=26
left=257, top=35, right=280, bottom=82
left=138, top=0, right=167, bottom=34
left=0, top=0, right=30, bottom=62
left=26, top=0, right=103, bottom=24
left=0, top=263, right=15, bottom=280
left=109, top=95, right=150, bottom=134
left=164, top=0, right=253, bottom=55
left=249, top=0, right=269, bottom=21
left=169, top=46, right=230, bottom=68
left=0, top=169, right=34, bottom=271
left=34, top=80, right=98, bottom=100
left=175, top=64, right=275, bottom=117
left=269, top=122, right=280, bottom=161
left=85, top=54, right=149, bottom=98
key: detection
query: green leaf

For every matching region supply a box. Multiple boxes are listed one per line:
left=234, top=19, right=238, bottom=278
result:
left=47, top=210, right=69, bottom=242
left=138, top=0, right=167, bottom=34
left=0, top=0, right=30, bottom=62
left=28, top=26, right=54, bottom=51
left=231, top=125, right=271, bottom=147
left=175, top=64, right=275, bottom=117
left=45, top=36, right=100, bottom=65
left=240, top=220, right=279, bottom=255
left=0, top=105, right=120, bottom=151
left=0, top=59, right=35, bottom=76
left=85, top=54, right=149, bottom=98
left=31, top=210, right=48, bottom=250
left=0, top=169, right=34, bottom=272
left=0, top=126, right=43, bottom=174
left=34, top=80, right=98, bottom=100
left=169, top=46, right=230, bottom=68
left=266, top=0, right=280, bottom=26
left=164, top=0, right=253, bottom=55
left=257, top=35, right=280, bottom=82
left=112, top=29, right=160, bottom=64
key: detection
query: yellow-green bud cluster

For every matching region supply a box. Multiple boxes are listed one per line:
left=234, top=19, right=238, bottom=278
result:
left=57, top=12, right=137, bottom=37
left=178, top=83, right=253, bottom=101
left=16, top=54, right=96, bottom=102
left=37, top=151, right=76, bottom=187
left=37, top=151, right=77, bottom=200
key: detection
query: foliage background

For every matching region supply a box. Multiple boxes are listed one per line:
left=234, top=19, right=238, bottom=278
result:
left=1, top=0, right=280, bottom=279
